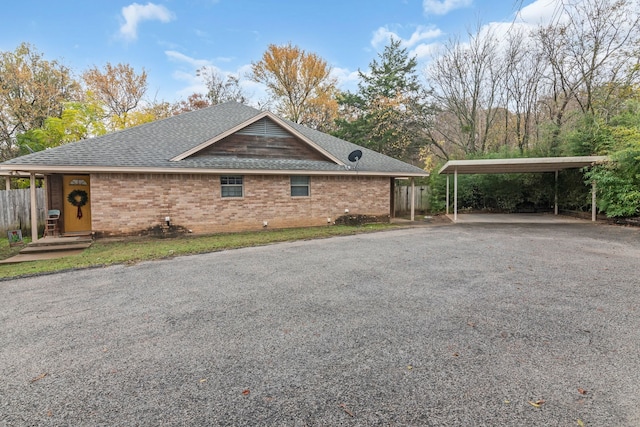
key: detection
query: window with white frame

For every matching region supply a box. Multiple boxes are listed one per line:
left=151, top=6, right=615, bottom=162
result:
left=220, top=175, right=243, bottom=198
left=290, top=176, right=310, bottom=197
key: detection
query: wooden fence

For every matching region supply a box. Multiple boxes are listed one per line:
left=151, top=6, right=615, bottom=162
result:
left=394, top=185, right=430, bottom=216
left=0, top=188, right=46, bottom=236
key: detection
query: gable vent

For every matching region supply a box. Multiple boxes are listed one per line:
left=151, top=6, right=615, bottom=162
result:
left=237, top=118, right=290, bottom=138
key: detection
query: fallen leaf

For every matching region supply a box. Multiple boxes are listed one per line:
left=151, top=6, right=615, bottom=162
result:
left=504, top=399, right=510, bottom=404
left=199, top=378, right=207, bottom=383
left=242, top=389, right=250, bottom=395
left=467, top=321, right=476, bottom=327
left=528, top=399, right=545, bottom=408
left=407, top=365, right=413, bottom=370
left=578, top=388, right=587, bottom=395
left=577, top=419, right=585, bottom=426
left=47, top=410, right=53, bottom=417
left=453, top=352, right=459, bottom=357
left=339, top=403, right=354, bottom=417
left=30, top=373, right=48, bottom=383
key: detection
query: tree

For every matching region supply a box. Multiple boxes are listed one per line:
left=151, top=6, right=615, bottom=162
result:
left=502, top=30, right=544, bottom=153
left=83, top=62, right=148, bottom=131
left=427, top=28, right=504, bottom=158
left=334, top=38, right=433, bottom=163
left=172, top=93, right=211, bottom=114
left=585, top=103, right=640, bottom=217
left=197, top=67, right=248, bottom=105
left=535, top=0, right=640, bottom=153
left=17, top=98, right=106, bottom=153
left=249, top=43, right=338, bottom=128
left=0, top=43, right=80, bottom=160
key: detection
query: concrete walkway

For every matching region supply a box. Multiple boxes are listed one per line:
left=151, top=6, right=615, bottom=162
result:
left=0, top=235, right=92, bottom=264
left=446, top=213, right=591, bottom=224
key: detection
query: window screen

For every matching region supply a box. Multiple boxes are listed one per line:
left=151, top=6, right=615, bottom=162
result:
left=221, top=176, right=243, bottom=198
left=290, top=176, right=310, bottom=197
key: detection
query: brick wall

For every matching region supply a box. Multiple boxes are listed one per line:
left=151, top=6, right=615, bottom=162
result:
left=90, top=173, right=390, bottom=236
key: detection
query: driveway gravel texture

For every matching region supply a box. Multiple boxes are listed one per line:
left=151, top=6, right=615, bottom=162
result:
left=1, top=222, right=640, bottom=426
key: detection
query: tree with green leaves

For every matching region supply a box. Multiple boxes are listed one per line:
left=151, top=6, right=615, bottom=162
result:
left=333, top=38, right=432, bottom=164
left=0, top=43, right=80, bottom=160
left=584, top=99, right=640, bottom=217
left=83, top=62, right=148, bottom=131
left=16, top=98, right=106, bottom=154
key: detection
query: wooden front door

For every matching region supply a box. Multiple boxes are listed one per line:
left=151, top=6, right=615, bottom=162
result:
left=62, top=175, right=92, bottom=233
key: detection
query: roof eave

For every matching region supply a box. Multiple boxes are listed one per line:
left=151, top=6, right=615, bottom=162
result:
left=438, top=156, right=609, bottom=175
left=0, top=164, right=428, bottom=178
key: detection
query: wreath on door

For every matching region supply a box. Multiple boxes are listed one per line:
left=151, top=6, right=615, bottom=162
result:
left=67, top=189, right=89, bottom=219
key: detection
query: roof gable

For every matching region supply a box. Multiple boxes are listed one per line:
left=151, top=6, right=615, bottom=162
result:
left=191, top=117, right=331, bottom=162
left=171, top=110, right=344, bottom=165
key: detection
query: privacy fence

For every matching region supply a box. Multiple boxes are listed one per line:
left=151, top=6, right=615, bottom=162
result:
left=0, top=188, right=46, bottom=236
left=394, top=185, right=430, bottom=216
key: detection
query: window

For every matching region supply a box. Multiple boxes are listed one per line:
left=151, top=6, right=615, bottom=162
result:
left=221, top=175, right=243, bottom=198
left=290, top=176, right=310, bottom=197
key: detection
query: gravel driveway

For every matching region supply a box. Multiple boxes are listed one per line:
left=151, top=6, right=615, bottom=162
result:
left=2, top=222, right=640, bottom=426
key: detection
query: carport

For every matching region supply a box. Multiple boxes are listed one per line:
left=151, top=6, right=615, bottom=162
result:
left=438, top=156, right=608, bottom=222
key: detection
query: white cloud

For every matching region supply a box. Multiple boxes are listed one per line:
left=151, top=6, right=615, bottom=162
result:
left=165, top=52, right=266, bottom=107
left=370, top=25, right=444, bottom=66
left=119, top=2, right=175, bottom=41
left=516, top=0, right=563, bottom=26
left=423, top=0, right=472, bottom=16
left=371, top=25, right=443, bottom=50
left=406, top=26, right=444, bottom=46
left=412, top=42, right=441, bottom=60
left=371, top=27, right=400, bottom=50
left=331, top=67, right=360, bottom=92
left=165, top=50, right=212, bottom=69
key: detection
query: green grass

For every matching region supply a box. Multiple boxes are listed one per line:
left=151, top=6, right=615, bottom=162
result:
left=0, top=224, right=397, bottom=280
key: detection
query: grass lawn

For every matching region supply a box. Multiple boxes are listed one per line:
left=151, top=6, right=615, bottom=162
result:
left=0, top=224, right=397, bottom=280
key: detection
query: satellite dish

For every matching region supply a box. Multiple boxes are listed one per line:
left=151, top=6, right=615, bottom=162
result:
left=348, top=150, right=363, bottom=163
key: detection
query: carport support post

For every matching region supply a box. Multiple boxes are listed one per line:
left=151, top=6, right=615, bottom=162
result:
left=454, top=168, right=458, bottom=222
left=592, top=181, right=597, bottom=222
left=410, top=177, right=415, bottom=221
left=5, top=177, right=9, bottom=190
left=30, top=173, right=38, bottom=242
left=446, top=174, right=450, bottom=215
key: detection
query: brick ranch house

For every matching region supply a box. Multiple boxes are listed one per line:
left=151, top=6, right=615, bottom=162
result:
left=0, top=102, right=428, bottom=239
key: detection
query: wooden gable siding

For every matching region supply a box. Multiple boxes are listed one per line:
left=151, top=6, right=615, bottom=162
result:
left=193, top=117, right=329, bottom=161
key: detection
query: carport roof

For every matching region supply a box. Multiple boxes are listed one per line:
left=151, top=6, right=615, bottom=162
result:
left=438, top=156, right=608, bottom=175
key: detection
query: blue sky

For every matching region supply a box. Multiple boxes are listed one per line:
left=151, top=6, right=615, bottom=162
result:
left=2, top=0, right=559, bottom=105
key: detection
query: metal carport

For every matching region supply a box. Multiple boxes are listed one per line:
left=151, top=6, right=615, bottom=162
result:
left=438, top=156, right=608, bottom=222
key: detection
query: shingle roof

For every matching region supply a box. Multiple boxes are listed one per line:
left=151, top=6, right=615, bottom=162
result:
left=0, top=102, right=428, bottom=177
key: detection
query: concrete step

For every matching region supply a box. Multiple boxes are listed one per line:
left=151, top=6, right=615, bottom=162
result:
left=19, top=242, right=93, bottom=254
left=27, top=236, right=93, bottom=248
